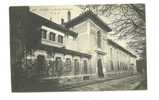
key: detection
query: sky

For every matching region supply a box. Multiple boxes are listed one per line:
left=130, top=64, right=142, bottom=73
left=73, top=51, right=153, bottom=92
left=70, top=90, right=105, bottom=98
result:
left=30, top=5, right=83, bottom=24
left=29, top=5, right=132, bottom=56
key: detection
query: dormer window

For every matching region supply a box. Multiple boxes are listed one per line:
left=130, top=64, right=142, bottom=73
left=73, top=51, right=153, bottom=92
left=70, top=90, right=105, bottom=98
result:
left=41, top=29, right=47, bottom=39
left=97, top=31, right=101, bottom=48
left=49, top=32, right=56, bottom=41
left=58, top=35, right=63, bottom=43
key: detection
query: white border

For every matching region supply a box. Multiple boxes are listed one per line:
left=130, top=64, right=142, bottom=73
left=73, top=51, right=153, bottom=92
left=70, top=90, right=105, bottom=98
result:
left=1, top=0, right=159, bottom=100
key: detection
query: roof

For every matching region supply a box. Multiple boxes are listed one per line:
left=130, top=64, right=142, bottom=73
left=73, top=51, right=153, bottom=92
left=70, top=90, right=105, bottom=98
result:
left=39, top=44, right=92, bottom=58
left=29, top=12, right=78, bottom=37
left=64, top=10, right=112, bottom=32
left=107, top=39, right=137, bottom=58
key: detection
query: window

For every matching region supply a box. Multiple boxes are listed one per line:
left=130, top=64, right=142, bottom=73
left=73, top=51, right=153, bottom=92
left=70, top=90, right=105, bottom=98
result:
left=41, top=29, right=47, bottom=39
left=110, top=48, right=114, bottom=71
left=37, top=55, right=46, bottom=74
left=117, top=61, right=120, bottom=71
left=110, top=60, right=114, bottom=71
left=49, top=32, right=56, bottom=41
left=55, top=57, right=63, bottom=76
left=66, top=58, right=71, bottom=65
left=83, top=60, right=88, bottom=74
left=65, top=58, right=72, bottom=72
left=28, top=48, right=34, bottom=56
left=97, top=31, right=101, bottom=48
left=110, top=48, right=112, bottom=58
left=58, top=35, right=63, bottom=43
left=47, top=51, right=54, bottom=58
left=74, top=59, right=80, bottom=75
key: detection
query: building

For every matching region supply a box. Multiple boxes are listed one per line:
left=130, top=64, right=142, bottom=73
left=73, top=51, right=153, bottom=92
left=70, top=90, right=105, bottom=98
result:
left=10, top=7, right=137, bottom=84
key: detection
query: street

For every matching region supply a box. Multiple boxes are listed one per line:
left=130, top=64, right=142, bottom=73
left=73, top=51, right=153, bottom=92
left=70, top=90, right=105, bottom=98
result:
left=64, top=75, right=145, bottom=91
left=15, top=74, right=146, bottom=92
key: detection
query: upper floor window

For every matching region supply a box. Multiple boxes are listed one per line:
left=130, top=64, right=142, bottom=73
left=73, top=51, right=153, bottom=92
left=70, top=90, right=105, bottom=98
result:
left=110, top=48, right=112, bottom=57
left=41, top=29, right=47, bottom=39
left=58, top=35, right=63, bottom=43
left=97, top=31, right=101, bottom=48
left=49, top=32, right=56, bottom=41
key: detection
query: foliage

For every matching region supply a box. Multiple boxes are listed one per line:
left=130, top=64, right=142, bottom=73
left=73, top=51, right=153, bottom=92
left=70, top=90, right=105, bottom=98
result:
left=78, top=4, right=146, bottom=58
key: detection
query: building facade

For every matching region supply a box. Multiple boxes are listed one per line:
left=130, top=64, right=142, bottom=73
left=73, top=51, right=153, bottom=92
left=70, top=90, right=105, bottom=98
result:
left=10, top=7, right=137, bottom=84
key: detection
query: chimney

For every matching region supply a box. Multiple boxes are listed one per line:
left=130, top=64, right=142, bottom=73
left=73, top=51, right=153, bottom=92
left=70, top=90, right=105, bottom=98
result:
left=67, top=11, right=71, bottom=22
left=61, top=18, right=64, bottom=24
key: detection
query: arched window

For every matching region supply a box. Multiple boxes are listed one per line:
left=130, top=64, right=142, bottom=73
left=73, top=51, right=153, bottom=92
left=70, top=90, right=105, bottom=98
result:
left=55, top=57, right=63, bottom=76
left=83, top=60, right=88, bottom=74
left=110, top=60, right=114, bottom=71
left=65, top=58, right=72, bottom=72
left=74, top=59, right=80, bottom=75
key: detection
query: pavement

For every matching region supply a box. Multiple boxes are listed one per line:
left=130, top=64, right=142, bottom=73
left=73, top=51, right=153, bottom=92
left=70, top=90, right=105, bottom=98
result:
left=61, top=74, right=145, bottom=91
left=14, top=74, right=146, bottom=92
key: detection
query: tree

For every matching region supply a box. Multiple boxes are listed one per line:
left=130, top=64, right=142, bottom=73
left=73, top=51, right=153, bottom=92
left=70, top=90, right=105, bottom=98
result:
left=78, top=4, right=146, bottom=58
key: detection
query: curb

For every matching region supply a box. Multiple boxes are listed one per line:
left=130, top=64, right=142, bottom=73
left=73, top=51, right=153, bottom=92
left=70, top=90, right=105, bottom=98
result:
left=57, top=74, right=141, bottom=90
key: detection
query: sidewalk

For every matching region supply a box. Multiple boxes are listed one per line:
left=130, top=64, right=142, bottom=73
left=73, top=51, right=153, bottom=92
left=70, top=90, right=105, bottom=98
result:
left=54, top=74, right=143, bottom=91
left=17, top=73, right=143, bottom=92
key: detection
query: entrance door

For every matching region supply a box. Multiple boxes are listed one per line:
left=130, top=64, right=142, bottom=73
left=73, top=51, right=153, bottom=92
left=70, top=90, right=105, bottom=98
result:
left=97, top=59, right=104, bottom=78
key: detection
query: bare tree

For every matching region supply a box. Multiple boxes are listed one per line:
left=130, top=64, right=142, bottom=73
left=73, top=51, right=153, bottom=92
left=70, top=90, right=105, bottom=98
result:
left=78, top=4, right=146, bottom=58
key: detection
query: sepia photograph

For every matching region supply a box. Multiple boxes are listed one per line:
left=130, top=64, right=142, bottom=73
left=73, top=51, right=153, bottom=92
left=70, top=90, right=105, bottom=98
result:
left=9, top=4, right=147, bottom=92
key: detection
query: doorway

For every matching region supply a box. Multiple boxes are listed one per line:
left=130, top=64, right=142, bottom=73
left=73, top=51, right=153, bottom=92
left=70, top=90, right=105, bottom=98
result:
left=97, top=59, right=104, bottom=78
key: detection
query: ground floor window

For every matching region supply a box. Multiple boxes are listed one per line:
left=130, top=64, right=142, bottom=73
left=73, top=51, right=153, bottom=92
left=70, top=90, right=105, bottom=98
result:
left=97, top=59, right=104, bottom=77
left=110, top=60, right=114, bottom=71
left=74, top=59, right=80, bottom=75
left=83, top=60, right=88, bottom=74
left=47, top=51, right=54, bottom=58
left=37, top=55, right=46, bottom=75
left=55, top=57, right=63, bottom=76
left=117, top=61, right=120, bottom=71
left=64, top=58, right=72, bottom=74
